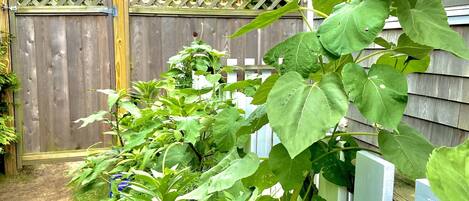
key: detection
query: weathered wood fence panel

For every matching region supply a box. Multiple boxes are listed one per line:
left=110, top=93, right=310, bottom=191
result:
left=15, top=16, right=113, bottom=153
left=129, top=15, right=303, bottom=81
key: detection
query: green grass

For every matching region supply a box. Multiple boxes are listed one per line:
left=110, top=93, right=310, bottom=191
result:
left=73, top=186, right=109, bottom=201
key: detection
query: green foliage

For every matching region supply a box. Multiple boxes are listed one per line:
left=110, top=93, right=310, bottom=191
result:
left=266, top=72, right=348, bottom=158
left=0, top=32, right=18, bottom=154
left=342, top=63, right=408, bottom=129
left=426, top=139, right=469, bottom=201
left=378, top=122, right=435, bottom=180
left=264, top=32, right=324, bottom=78
left=317, top=0, right=390, bottom=56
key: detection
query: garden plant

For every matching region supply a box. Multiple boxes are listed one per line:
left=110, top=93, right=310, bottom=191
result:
left=0, top=32, right=18, bottom=156
left=72, top=0, right=469, bottom=200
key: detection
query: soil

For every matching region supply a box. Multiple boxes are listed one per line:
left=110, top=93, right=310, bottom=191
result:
left=0, top=162, right=81, bottom=201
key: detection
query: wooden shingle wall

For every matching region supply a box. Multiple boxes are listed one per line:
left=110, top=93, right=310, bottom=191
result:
left=346, top=27, right=469, bottom=147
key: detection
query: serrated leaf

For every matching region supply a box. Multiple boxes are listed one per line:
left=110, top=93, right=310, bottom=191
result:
left=378, top=122, right=434, bottom=180
left=395, top=0, right=469, bottom=60
left=176, top=117, right=203, bottom=145
left=376, top=53, right=430, bottom=74
left=264, top=32, right=324, bottom=78
left=230, top=0, right=300, bottom=38
left=266, top=72, right=348, bottom=158
left=427, top=139, right=469, bottom=201
left=342, top=63, right=408, bottom=129
left=251, top=74, right=279, bottom=105
left=212, top=108, right=244, bottom=151
left=318, top=0, right=390, bottom=55
left=269, top=144, right=311, bottom=191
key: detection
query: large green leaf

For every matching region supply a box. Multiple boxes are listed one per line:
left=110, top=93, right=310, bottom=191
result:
left=263, top=32, right=324, bottom=78
left=267, top=72, right=348, bottom=158
left=313, top=0, right=346, bottom=15
left=179, top=153, right=259, bottom=199
left=242, top=159, right=278, bottom=191
left=212, top=108, right=244, bottom=151
left=342, top=63, right=408, bottom=129
left=230, top=0, right=299, bottom=38
left=251, top=74, right=279, bottom=105
left=237, top=105, right=269, bottom=136
left=157, top=143, right=195, bottom=170
left=317, top=0, right=390, bottom=56
left=75, top=110, right=108, bottom=129
left=176, top=117, right=203, bottom=145
left=395, top=0, right=469, bottom=60
left=427, top=139, right=469, bottom=201
left=269, top=144, right=311, bottom=191
left=376, top=53, right=430, bottom=74
left=378, top=122, right=435, bottom=180
left=393, top=33, right=432, bottom=59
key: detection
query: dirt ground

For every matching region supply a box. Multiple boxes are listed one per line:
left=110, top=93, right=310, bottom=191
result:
left=0, top=162, right=81, bottom=201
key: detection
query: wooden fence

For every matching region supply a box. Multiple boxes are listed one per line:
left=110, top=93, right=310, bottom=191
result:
left=2, top=0, right=469, bottom=174
left=1, top=0, right=303, bottom=172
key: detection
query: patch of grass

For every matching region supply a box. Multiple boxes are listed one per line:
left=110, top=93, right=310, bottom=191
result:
left=73, top=186, right=109, bottom=201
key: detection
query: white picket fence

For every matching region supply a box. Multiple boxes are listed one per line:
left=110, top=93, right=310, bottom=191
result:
left=195, top=58, right=440, bottom=201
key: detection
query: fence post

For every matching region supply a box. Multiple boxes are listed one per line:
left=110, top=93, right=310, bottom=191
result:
left=112, top=0, right=130, bottom=91
left=1, top=0, right=18, bottom=175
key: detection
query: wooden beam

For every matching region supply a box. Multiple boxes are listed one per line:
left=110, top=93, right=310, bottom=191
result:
left=1, top=0, right=18, bottom=175
left=22, top=148, right=110, bottom=165
left=112, top=0, right=130, bottom=92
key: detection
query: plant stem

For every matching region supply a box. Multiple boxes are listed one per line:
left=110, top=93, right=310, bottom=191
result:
left=356, top=50, right=392, bottom=63
left=311, top=147, right=381, bottom=165
left=299, top=7, right=329, bottom=18
left=300, top=10, right=314, bottom=32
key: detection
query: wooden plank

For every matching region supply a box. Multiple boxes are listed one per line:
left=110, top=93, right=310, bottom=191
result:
left=34, top=17, right=54, bottom=152
left=96, top=15, right=113, bottom=147
left=415, top=179, right=440, bottom=201
left=407, top=73, right=467, bottom=104
left=130, top=16, right=149, bottom=81
left=17, top=17, right=40, bottom=153
left=113, top=0, right=131, bottom=91
left=458, top=104, right=469, bottom=131
left=148, top=16, right=163, bottom=79
left=354, top=151, right=395, bottom=201
left=66, top=16, right=85, bottom=150
left=22, top=148, right=110, bottom=165
left=49, top=16, right=72, bottom=150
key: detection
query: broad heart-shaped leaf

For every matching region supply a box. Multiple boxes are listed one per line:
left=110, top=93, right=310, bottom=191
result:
left=313, top=0, right=346, bottom=15
left=393, top=33, right=432, bottom=60
left=342, top=63, right=408, bottom=129
left=269, top=144, right=311, bottom=191
left=427, top=139, right=469, bottom=201
left=378, top=122, right=435, bottom=180
left=251, top=74, right=279, bottom=105
left=317, top=0, right=390, bottom=56
left=395, top=0, right=469, bottom=60
left=264, top=32, right=323, bottom=78
left=230, top=0, right=299, bottom=38
left=156, top=143, right=195, bottom=171
left=242, top=159, right=278, bottom=191
left=266, top=72, right=348, bottom=158
left=376, top=53, right=430, bottom=74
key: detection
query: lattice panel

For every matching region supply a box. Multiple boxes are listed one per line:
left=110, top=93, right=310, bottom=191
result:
left=129, top=0, right=289, bottom=10
left=17, top=0, right=104, bottom=6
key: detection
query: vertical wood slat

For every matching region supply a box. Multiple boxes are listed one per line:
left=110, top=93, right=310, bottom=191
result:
left=353, top=151, right=395, bottom=201
left=113, top=0, right=130, bottom=91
